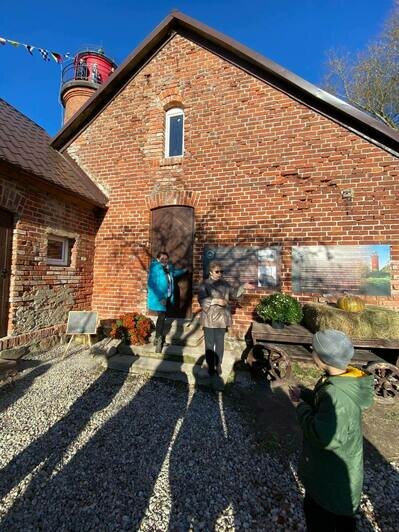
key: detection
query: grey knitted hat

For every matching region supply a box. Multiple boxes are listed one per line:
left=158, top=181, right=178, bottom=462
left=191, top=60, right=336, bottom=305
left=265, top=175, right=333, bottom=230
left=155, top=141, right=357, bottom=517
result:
left=312, top=329, right=354, bottom=370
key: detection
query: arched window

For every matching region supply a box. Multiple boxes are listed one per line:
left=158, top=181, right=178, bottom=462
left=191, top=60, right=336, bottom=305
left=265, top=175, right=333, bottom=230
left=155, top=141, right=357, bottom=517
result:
left=165, top=107, right=184, bottom=157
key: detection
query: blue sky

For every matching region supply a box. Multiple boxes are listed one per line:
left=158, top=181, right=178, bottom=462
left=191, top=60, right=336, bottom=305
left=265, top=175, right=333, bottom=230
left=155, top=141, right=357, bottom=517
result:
left=0, top=0, right=395, bottom=136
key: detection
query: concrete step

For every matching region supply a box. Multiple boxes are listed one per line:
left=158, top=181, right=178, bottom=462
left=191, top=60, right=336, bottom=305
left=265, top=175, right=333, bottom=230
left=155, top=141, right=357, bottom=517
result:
left=162, top=318, right=204, bottom=346
left=101, top=350, right=236, bottom=389
left=90, top=338, right=121, bottom=359
left=118, top=342, right=207, bottom=363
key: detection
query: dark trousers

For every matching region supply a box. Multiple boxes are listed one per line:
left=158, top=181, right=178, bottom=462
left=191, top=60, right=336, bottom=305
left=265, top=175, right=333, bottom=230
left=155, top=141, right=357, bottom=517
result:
left=304, top=494, right=356, bottom=532
left=155, top=311, right=166, bottom=339
left=155, top=298, right=173, bottom=339
left=204, top=327, right=225, bottom=373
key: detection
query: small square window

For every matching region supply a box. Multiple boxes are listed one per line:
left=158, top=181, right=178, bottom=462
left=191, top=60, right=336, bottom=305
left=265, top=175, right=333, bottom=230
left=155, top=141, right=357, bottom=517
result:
left=47, top=236, right=73, bottom=266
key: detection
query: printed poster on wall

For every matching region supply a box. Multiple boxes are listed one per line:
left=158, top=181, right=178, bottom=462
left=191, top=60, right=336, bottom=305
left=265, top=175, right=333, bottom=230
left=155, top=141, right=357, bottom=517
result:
left=292, top=245, right=391, bottom=296
left=203, top=246, right=281, bottom=288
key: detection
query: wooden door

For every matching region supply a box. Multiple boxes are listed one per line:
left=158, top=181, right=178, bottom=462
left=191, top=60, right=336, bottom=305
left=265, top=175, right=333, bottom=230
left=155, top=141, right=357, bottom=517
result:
left=0, top=208, right=13, bottom=337
left=151, top=206, right=194, bottom=318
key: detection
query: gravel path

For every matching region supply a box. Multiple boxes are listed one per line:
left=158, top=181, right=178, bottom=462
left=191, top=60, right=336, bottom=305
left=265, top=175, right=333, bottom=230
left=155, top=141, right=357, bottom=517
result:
left=0, top=347, right=398, bottom=531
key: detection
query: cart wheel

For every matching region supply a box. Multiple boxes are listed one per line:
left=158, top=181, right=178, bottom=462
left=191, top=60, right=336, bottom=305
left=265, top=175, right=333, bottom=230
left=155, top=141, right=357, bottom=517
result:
left=367, top=362, right=399, bottom=403
left=266, top=344, right=292, bottom=381
left=246, top=343, right=291, bottom=381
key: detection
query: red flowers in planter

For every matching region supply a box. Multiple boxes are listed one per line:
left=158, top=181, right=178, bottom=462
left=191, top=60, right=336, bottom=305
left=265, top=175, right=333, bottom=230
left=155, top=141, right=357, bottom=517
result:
left=110, top=312, right=154, bottom=345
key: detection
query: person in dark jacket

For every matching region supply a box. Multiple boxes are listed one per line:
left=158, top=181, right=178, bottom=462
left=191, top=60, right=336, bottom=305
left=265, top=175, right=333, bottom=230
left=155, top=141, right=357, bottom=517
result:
left=198, top=261, right=253, bottom=376
left=289, top=329, right=374, bottom=531
left=147, top=251, right=187, bottom=353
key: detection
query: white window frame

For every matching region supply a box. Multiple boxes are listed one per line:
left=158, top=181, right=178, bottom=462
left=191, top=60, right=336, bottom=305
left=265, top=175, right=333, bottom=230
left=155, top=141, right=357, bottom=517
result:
left=165, top=107, right=184, bottom=158
left=47, top=235, right=70, bottom=266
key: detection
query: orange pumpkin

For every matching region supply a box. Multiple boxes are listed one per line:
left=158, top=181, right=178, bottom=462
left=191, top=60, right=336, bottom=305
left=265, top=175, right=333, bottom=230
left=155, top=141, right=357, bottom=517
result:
left=336, top=295, right=365, bottom=313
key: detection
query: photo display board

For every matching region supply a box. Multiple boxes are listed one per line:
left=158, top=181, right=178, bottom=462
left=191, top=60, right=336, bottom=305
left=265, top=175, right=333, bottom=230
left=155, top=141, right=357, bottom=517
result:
left=292, top=245, right=391, bottom=296
left=66, top=311, right=98, bottom=334
left=203, top=246, right=281, bottom=288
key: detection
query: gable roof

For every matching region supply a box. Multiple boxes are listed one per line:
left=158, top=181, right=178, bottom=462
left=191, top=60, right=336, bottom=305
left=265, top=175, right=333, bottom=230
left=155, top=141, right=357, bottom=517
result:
left=51, top=11, right=399, bottom=156
left=0, top=98, right=107, bottom=207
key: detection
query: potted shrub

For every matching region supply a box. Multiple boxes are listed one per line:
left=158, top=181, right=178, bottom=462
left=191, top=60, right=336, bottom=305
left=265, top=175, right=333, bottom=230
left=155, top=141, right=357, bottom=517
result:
left=256, top=293, right=303, bottom=328
left=109, top=312, right=154, bottom=345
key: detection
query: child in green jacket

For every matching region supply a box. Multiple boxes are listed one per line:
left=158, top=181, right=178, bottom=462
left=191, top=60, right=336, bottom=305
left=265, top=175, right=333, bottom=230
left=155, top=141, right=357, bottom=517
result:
left=289, top=329, right=374, bottom=531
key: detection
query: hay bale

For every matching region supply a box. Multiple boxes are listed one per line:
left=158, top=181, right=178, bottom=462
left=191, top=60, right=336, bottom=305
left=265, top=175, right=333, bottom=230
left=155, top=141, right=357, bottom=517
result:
left=302, top=302, right=399, bottom=340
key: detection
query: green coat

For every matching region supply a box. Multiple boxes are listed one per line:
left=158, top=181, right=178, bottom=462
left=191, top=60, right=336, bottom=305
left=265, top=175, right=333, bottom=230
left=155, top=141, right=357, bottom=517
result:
left=297, top=368, right=374, bottom=516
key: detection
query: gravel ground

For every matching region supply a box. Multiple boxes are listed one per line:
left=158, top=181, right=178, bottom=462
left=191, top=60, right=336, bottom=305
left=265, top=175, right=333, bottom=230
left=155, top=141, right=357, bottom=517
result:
left=0, top=346, right=398, bottom=531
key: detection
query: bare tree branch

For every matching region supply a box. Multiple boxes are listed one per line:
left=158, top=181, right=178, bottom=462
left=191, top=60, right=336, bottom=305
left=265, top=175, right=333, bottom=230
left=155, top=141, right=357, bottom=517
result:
left=323, top=5, right=399, bottom=130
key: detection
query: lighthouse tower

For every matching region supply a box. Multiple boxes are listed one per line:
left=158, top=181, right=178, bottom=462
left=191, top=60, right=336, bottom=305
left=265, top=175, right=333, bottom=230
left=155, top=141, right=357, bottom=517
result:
left=60, top=48, right=117, bottom=124
left=371, top=252, right=379, bottom=272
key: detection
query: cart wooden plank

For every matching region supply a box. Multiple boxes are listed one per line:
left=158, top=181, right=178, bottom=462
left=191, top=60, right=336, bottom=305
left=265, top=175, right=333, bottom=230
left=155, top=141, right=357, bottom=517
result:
left=251, top=322, right=399, bottom=350
left=259, top=342, right=381, bottom=365
left=252, top=322, right=312, bottom=344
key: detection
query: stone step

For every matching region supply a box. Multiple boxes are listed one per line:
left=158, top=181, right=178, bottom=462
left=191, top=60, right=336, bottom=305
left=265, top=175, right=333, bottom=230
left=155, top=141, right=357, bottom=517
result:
left=101, top=350, right=236, bottom=389
left=162, top=318, right=204, bottom=346
left=120, top=342, right=237, bottom=367
left=90, top=338, right=121, bottom=359
left=118, top=342, right=207, bottom=362
left=0, top=346, right=28, bottom=360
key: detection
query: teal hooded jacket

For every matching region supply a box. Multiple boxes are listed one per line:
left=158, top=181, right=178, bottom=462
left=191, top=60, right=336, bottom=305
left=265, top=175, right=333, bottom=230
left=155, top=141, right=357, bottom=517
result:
left=297, top=367, right=374, bottom=516
left=147, top=259, right=186, bottom=312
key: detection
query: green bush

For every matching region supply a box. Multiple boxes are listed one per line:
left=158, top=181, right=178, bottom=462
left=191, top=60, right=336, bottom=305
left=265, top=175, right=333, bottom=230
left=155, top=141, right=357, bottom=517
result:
left=256, top=293, right=303, bottom=324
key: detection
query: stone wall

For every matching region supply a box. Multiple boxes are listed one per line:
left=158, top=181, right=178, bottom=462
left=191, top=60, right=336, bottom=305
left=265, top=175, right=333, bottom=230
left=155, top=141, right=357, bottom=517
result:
left=0, top=174, right=99, bottom=338
left=67, top=34, right=399, bottom=336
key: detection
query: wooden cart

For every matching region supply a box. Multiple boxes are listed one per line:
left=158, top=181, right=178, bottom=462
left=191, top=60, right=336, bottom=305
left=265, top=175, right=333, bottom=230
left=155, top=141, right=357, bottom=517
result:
left=248, top=322, right=399, bottom=403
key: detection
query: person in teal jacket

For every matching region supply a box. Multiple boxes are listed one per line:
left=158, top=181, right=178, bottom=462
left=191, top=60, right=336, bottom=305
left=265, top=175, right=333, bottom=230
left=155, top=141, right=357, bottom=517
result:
left=147, top=251, right=187, bottom=352
left=289, top=329, right=374, bottom=531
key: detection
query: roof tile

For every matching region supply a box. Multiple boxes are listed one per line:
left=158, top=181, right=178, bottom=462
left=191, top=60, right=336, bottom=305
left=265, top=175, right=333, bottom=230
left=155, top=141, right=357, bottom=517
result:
left=0, top=98, right=107, bottom=206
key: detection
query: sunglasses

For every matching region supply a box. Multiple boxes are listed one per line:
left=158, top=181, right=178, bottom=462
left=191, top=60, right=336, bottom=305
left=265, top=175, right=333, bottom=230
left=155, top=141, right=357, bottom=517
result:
left=213, top=270, right=223, bottom=273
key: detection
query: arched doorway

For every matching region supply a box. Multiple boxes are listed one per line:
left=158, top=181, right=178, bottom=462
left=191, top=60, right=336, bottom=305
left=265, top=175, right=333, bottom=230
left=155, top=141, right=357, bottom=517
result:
left=151, top=206, right=194, bottom=318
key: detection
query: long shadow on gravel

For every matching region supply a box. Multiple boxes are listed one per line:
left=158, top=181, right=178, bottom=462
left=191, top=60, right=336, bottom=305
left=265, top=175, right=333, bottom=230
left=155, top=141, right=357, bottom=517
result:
left=0, top=367, right=129, bottom=527
left=361, top=440, right=399, bottom=531
left=0, top=362, right=51, bottom=415
left=1, top=373, right=190, bottom=531
left=167, top=383, right=304, bottom=531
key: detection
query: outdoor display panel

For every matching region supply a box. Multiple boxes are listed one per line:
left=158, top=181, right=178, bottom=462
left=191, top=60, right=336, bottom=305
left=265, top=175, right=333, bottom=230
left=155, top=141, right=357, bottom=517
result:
left=66, top=311, right=98, bottom=334
left=292, top=245, right=391, bottom=296
left=203, top=246, right=281, bottom=288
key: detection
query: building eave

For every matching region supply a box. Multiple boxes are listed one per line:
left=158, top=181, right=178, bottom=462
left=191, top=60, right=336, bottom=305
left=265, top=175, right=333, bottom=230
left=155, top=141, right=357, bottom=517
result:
left=51, top=10, right=399, bottom=156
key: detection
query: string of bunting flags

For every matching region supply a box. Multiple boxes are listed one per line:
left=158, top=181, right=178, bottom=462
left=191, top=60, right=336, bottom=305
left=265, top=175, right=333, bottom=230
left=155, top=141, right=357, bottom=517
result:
left=0, top=36, right=71, bottom=63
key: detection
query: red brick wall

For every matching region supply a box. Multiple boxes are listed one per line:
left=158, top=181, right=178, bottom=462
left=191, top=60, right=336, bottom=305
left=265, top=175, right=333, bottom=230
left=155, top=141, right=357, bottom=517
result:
left=0, top=174, right=99, bottom=338
left=67, top=34, right=399, bottom=337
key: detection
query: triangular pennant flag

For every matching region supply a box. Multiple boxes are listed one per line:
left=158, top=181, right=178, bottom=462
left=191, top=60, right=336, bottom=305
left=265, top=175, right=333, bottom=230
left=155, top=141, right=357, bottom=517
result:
left=1, top=37, right=70, bottom=65
left=38, top=48, right=50, bottom=62
left=50, top=51, right=63, bottom=63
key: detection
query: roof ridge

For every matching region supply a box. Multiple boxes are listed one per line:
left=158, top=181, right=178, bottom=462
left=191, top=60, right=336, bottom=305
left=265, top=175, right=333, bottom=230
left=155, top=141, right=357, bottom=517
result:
left=50, top=11, right=399, bottom=155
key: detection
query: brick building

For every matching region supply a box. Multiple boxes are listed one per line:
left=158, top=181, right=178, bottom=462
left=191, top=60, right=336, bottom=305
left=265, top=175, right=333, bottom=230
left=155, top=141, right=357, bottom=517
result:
left=2, top=11, right=399, bottom=349
left=0, top=99, right=106, bottom=353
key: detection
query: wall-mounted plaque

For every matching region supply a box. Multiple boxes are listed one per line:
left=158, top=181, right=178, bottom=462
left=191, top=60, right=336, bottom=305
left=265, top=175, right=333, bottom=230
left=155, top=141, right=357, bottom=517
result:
left=292, top=244, right=391, bottom=296
left=203, top=246, right=281, bottom=288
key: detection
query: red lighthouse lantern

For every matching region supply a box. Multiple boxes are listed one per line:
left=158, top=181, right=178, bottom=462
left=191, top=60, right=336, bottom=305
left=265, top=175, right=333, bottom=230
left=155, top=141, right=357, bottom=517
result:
left=60, top=47, right=117, bottom=124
